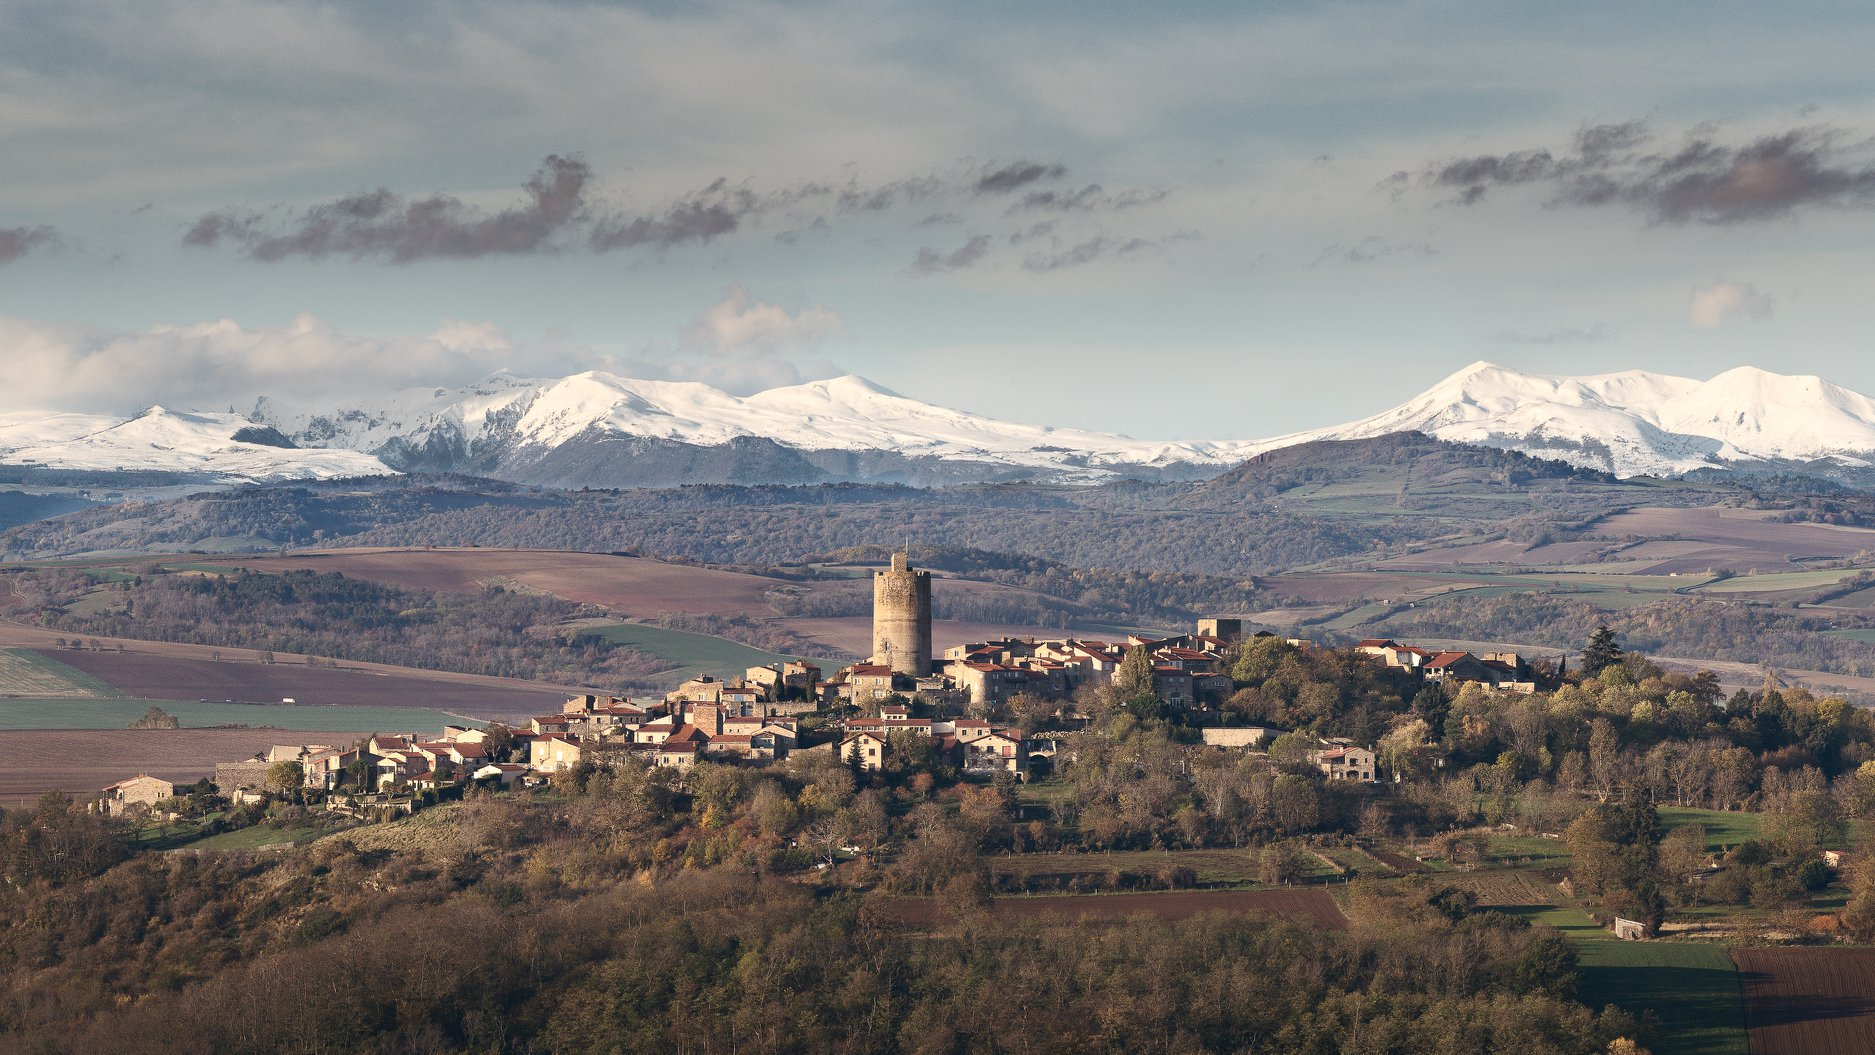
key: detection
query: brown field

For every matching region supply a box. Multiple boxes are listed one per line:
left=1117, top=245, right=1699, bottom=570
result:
left=39, top=649, right=566, bottom=720
left=1731, top=947, right=1875, bottom=1055
left=1590, top=506, right=1875, bottom=573
left=1378, top=538, right=1615, bottom=570
left=198, top=549, right=788, bottom=619
left=879, top=888, right=1347, bottom=929
left=0, top=728, right=371, bottom=803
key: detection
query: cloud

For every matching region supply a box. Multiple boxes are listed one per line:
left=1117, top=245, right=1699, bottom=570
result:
left=589, top=178, right=762, bottom=251
left=1012, top=183, right=1168, bottom=213
left=1488, top=324, right=1612, bottom=345
left=974, top=161, right=1066, bottom=194
left=189, top=155, right=595, bottom=262
left=1690, top=280, right=1775, bottom=326
left=681, top=285, right=845, bottom=354
left=1311, top=236, right=1436, bottom=267
left=909, top=233, right=992, bottom=274
left=0, top=313, right=522, bottom=414
left=0, top=291, right=850, bottom=413
left=0, top=226, right=59, bottom=266
left=1020, top=230, right=1196, bottom=272
left=1425, top=120, right=1875, bottom=224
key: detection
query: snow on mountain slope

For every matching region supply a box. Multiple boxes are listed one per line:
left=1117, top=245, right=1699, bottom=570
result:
left=261, top=370, right=1266, bottom=476
left=1236, top=361, right=1875, bottom=476
left=3, top=407, right=394, bottom=480
left=10, top=361, right=1875, bottom=485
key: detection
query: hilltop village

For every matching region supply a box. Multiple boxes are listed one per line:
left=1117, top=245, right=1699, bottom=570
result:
left=104, top=551, right=1546, bottom=817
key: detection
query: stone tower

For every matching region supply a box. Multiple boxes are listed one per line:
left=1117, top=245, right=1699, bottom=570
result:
left=872, top=550, right=932, bottom=677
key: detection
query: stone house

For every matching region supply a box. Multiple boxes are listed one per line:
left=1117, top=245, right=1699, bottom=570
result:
left=100, top=774, right=174, bottom=816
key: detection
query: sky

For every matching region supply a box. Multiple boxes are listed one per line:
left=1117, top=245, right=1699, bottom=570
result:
left=4, top=0, right=1875, bottom=438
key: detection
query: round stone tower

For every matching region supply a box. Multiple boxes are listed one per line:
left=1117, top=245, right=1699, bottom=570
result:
left=872, top=551, right=932, bottom=677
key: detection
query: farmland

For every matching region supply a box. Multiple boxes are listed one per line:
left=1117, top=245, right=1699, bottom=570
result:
left=0, top=697, right=473, bottom=734
left=0, top=728, right=373, bottom=803
left=1731, top=948, right=1875, bottom=1055
left=578, top=621, right=801, bottom=682
left=1580, top=942, right=1750, bottom=1055
left=0, top=647, right=120, bottom=698
left=43, top=648, right=567, bottom=720
left=196, top=548, right=789, bottom=619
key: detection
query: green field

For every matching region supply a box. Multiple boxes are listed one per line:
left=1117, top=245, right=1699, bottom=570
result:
left=1826, top=628, right=1875, bottom=644
left=1577, top=942, right=1749, bottom=1055
left=1658, top=807, right=1762, bottom=852
left=0, top=647, right=123, bottom=698
left=0, top=698, right=477, bottom=732
left=580, top=621, right=800, bottom=682
left=185, top=823, right=322, bottom=850
left=1493, top=903, right=1748, bottom=1055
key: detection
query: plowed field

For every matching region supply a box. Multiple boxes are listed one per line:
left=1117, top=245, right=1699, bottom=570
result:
left=1732, top=947, right=1875, bottom=1055
left=44, top=649, right=566, bottom=719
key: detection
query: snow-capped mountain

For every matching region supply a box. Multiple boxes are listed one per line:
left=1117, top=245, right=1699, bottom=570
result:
left=250, top=371, right=1269, bottom=485
left=0, top=406, right=394, bottom=481
left=7, top=361, right=1875, bottom=487
left=1245, top=362, right=1875, bottom=477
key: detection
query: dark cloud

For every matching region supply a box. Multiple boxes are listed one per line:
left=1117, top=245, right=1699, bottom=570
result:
left=1488, top=323, right=1612, bottom=345
left=1013, top=184, right=1167, bottom=213
left=189, top=155, right=594, bottom=262
left=1428, top=120, right=1875, bottom=223
left=590, top=178, right=762, bottom=251
left=974, top=161, right=1066, bottom=194
left=909, top=233, right=991, bottom=274
left=0, top=225, right=59, bottom=265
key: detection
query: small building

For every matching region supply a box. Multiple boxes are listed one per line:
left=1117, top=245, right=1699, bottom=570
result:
left=100, top=774, right=175, bottom=816
left=473, top=763, right=530, bottom=786
left=530, top=735, right=584, bottom=773
left=1612, top=917, right=1649, bottom=940
left=1312, top=741, right=1377, bottom=782
left=840, top=731, right=889, bottom=772
left=961, top=729, right=1027, bottom=779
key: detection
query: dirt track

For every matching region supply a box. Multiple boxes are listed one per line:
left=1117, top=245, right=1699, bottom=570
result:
left=1732, top=947, right=1875, bottom=1055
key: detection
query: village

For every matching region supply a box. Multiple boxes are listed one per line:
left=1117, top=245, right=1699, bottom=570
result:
left=98, top=552, right=1537, bottom=822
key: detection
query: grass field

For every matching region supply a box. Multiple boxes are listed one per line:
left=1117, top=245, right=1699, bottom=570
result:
left=1825, top=628, right=1875, bottom=644
left=1658, top=807, right=1762, bottom=852
left=0, top=697, right=476, bottom=732
left=1578, top=942, right=1750, bottom=1055
left=579, top=621, right=799, bottom=682
left=1490, top=903, right=1748, bottom=1055
left=0, top=647, right=122, bottom=698
left=185, top=823, right=323, bottom=850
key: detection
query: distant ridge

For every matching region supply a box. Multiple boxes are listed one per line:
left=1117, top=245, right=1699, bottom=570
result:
left=6, top=361, right=1875, bottom=486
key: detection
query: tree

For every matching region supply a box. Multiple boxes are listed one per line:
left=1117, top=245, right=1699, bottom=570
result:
left=266, top=761, right=304, bottom=794
left=1582, top=626, right=1624, bottom=678
left=1114, top=645, right=1156, bottom=699
left=1231, top=636, right=1292, bottom=687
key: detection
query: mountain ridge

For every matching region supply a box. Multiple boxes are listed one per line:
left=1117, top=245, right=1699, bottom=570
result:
left=5, top=361, right=1875, bottom=487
